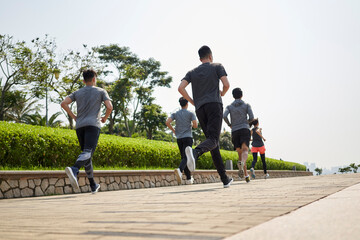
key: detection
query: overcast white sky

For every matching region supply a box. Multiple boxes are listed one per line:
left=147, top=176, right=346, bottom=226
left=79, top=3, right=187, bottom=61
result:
left=1, top=0, right=359, bottom=169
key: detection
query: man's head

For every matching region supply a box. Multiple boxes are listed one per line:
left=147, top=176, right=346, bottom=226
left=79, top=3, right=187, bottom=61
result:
left=198, top=45, right=213, bottom=62
left=232, top=88, right=243, bottom=99
left=83, top=69, right=97, bottom=83
left=179, top=97, right=188, bottom=108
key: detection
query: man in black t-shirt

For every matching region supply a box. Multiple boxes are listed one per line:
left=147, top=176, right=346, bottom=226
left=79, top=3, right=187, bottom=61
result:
left=178, top=45, right=233, bottom=188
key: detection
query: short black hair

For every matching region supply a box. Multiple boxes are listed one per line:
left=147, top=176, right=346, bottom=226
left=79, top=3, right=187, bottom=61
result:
left=179, top=97, right=188, bottom=107
left=83, top=69, right=97, bottom=82
left=232, top=88, right=243, bottom=99
left=198, top=45, right=212, bottom=59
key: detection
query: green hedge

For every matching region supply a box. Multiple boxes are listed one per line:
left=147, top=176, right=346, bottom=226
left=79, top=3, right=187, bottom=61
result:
left=0, top=121, right=306, bottom=171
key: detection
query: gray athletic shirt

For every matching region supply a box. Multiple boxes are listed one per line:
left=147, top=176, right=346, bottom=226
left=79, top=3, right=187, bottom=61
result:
left=223, top=99, right=254, bottom=132
left=170, top=109, right=196, bottom=139
left=68, top=86, right=110, bottom=129
left=183, top=62, right=227, bottom=110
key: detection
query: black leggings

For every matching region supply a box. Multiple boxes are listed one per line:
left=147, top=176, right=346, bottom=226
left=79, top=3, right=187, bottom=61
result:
left=74, top=126, right=100, bottom=179
left=251, top=152, right=267, bottom=174
left=177, top=137, right=193, bottom=180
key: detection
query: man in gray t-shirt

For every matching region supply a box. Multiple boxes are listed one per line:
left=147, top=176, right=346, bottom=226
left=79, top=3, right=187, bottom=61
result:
left=166, top=97, right=197, bottom=185
left=178, top=45, right=233, bottom=188
left=61, top=69, right=113, bottom=194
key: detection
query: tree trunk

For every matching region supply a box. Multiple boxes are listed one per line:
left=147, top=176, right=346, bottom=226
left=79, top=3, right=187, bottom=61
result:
left=0, top=88, right=5, bottom=121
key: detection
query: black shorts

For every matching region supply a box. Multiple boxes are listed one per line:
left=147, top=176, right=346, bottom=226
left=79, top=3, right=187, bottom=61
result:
left=232, top=128, right=250, bottom=149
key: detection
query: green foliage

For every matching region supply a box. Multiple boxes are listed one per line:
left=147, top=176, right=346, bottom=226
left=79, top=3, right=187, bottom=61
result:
left=0, top=122, right=306, bottom=171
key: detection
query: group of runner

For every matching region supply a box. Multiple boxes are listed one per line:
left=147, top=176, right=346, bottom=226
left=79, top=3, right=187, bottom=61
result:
left=62, top=45, right=267, bottom=193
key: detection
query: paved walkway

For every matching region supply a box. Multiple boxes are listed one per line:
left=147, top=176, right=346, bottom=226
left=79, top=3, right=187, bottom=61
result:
left=0, top=173, right=359, bottom=240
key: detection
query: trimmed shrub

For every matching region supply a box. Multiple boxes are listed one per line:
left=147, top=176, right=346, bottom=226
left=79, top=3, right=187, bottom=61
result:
left=0, top=121, right=306, bottom=171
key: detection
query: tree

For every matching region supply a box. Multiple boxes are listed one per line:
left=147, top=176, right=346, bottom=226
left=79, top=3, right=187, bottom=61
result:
left=338, top=166, right=352, bottom=174
left=50, top=45, right=101, bottom=129
left=0, top=35, right=55, bottom=121
left=23, top=111, right=62, bottom=127
left=3, top=90, right=39, bottom=123
left=314, top=167, right=323, bottom=175
left=137, top=103, right=167, bottom=140
left=349, top=163, right=358, bottom=173
left=95, top=44, right=172, bottom=136
left=220, top=130, right=233, bottom=150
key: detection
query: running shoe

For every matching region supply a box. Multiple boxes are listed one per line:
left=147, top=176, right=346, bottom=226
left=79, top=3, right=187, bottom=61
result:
left=65, top=166, right=79, bottom=190
left=174, top=168, right=182, bottom=184
left=91, top=183, right=100, bottom=194
left=185, top=176, right=194, bottom=185
left=250, top=168, right=256, bottom=179
left=185, top=146, right=198, bottom=172
left=245, top=175, right=250, bottom=183
left=223, top=177, right=233, bottom=188
left=265, top=173, right=270, bottom=179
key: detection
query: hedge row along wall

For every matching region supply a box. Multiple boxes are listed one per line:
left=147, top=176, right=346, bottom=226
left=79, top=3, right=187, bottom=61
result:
left=0, top=122, right=306, bottom=171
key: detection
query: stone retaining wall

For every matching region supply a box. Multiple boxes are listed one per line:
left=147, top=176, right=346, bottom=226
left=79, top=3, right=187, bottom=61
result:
left=0, top=170, right=312, bottom=199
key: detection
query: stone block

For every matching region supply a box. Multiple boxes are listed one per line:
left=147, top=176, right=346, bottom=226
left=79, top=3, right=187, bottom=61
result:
left=55, top=179, right=65, bottom=187
left=140, top=182, right=144, bottom=188
left=109, top=177, right=115, bottom=183
left=0, top=181, right=11, bottom=192
left=113, top=183, right=119, bottom=190
left=100, top=183, right=107, bottom=191
left=7, top=180, right=19, bottom=188
left=13, top=188, right=21, bottom=198
left=21, top=188, right=33, bottom=197
left=4, top=190, right=14, bottom=199
left=19, top=179, right=28, bottom=189
left=155, top=182, right=161, bottom=187
left=165, top=175, right=172, bottom=182
left=150, top=182, right=155, bottom=188
left=65, top=178, right=70, bottom=185
left=45, top=186, right=55, bottom=195
left=78, top=177, right=86, bottom=187
left=55, top=187, right=64, bottom=195
left=41, top=179, right=49, bottom=192
left=34, top=179, right=42, bottom=186
left=35, top=186, right=44, bottom=196
left=121, top=176, right=128, bottom=183
left=115, top=177, right=120, bottom=184
left=150, top=176, right=156, bottom=183
left=28, top=179, right=35, bottom=189
left=80, top=185, right=89, bottom=193
left=108, top=183, right=114, bottom=191
left=100, top=177, right=106, bottom=183
left=105, top=177, right=110, bottom=184
left=64, top=186, right=72, bottom=194
left=128, top=176, right=134, bottom=183
left=134, top=182, right=140, bottom=189
left=73, top=187, right=81, bottom=194
left=94, top=177, right=100, bottom=184
left=0, top=190, right=3, bottom=199
left=134, top=176, right=140, bottom=182
left=49, top=178, right=57, bottom=185
left=126, top=182, right=131, bottom=189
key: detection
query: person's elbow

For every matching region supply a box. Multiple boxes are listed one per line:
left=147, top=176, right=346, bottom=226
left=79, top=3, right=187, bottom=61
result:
left=60, top=101, right=67, bottom=109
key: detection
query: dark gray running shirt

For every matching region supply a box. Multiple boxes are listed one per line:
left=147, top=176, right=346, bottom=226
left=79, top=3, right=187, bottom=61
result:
left=183, top=62, right=227, bottom=110
left=251, top=127, right=264, bottom=147
left=223, top=99, right=254, bottom=132
left=68, top=86, right=110, bottom=129
left=170, top=109, right=196, bottom=139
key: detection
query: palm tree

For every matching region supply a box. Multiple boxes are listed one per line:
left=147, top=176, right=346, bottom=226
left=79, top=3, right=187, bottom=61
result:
left=23, top=112, right=62, bottom=127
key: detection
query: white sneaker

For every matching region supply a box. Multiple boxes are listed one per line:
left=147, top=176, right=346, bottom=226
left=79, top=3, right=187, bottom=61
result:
left=185, top=146, right=196, bottom=172
left=185, top=177, right=194, bottom=185
left=174, top=168, right=182, bottom=184
left=265, top=173, right=270, bottom=179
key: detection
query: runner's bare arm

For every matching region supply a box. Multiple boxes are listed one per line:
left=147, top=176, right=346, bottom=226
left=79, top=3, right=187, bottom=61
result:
left=178, top=80, right=195, bottom=106
left=256, top=129, right=266, bottom=141
left=166, top=117, right=176, bottom=134
left=60, top=97, right=77, bottom=121
left=192, top=120, right=198, bottom=129
left=101, top=100, right=113, bottom=123
left=220, top=76, right=230, bottom=96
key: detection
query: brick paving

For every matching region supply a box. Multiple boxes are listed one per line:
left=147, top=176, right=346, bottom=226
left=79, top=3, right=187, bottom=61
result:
left=0, top=173, right=359, bottom=240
